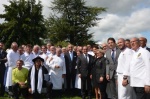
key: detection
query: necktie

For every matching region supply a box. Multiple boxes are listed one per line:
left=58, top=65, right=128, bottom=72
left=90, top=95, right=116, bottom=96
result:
left=111, top=49, right=115, bottom=62
left=70, top=52, right=73, bottom=61
left=85, top=54, right=88, bottom=63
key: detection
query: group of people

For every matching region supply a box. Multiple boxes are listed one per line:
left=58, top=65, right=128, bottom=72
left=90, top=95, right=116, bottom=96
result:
left=0, top=36, right=150, bottom=99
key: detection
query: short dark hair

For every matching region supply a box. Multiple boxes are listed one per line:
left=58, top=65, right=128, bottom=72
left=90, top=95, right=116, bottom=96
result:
left=26, top=44, right=32, bottom=48
left=92, top=45, right=99, bottom=49
left=125, top=39, right=130, bottom=42
left=107, top=37, right=116, bottom=43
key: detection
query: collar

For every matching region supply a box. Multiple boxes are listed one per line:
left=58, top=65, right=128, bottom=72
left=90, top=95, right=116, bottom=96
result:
left=111, top=47, right=116, bottom=51
left=135, top=47, right=140, bottom=52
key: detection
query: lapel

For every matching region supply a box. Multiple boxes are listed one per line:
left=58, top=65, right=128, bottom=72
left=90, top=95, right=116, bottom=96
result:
left=115, top=48, right=120, bottom=61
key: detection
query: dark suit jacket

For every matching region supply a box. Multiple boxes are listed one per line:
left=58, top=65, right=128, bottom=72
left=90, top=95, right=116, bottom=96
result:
left=92, top=57, right=106, bottom=77
left=64, top=51, right=77, bottom=74
left=146, top=47, right=150, bottom=52
left=77, top=54, right=94, bottom=77
left=27, top=66, right=49, bottom=89
left=0, top=50, right=7, bottom=66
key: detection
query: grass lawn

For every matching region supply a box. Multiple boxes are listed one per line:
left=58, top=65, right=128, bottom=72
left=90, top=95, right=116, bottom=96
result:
left=0, top=92, right=96, bottom=99
left=0, top=96, right=95, bottom=99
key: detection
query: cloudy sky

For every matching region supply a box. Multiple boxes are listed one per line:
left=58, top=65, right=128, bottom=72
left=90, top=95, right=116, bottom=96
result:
left=0, top=0, right=150, bottom=46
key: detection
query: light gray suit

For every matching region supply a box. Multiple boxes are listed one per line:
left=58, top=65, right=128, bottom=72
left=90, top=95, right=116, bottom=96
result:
left=105, top=48, right=121, bottom=99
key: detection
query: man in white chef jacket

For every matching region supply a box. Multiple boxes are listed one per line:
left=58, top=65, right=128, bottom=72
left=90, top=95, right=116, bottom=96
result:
left=47, top=48, right=66, bottom=98
left=127, top=37, right=150, bottom=99
left=6, top=42, right=20, bottom=96
left=116, top=38, right=135, bottom=99
left=20, top=44, right=34, bottom=70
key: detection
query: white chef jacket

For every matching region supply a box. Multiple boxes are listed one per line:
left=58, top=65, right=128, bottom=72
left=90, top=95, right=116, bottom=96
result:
left=48, top=55, right=66, bottom=89
left=117, top=48, right=133, bottom=75
left=130, top=47, right=150, bottom=87
left=20, top=52, right=34, bottom=69
left=6, top=49, right=20, bottom=87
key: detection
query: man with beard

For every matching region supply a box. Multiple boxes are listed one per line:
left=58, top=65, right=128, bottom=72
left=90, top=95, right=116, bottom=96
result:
left=116, top=38, right=135, bottom=99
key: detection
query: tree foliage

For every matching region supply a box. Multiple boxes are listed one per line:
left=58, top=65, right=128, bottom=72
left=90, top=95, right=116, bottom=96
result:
left=0, top=0, right=46, bottom=48
left=45, top=0, right=106, bottom=45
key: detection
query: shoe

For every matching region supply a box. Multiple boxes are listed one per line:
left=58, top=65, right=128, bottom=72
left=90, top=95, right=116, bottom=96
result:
left=88, top=96, right=92, bottom=99
left=82, top=96, right=86, bottom=99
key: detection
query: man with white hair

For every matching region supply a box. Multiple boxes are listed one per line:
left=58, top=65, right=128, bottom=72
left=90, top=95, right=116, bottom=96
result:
left=32, top=45, right=40, bottom=58
left=129, top=37, right=150, bottom=99
left=47, top=48, right=66, bottom=98
left=6, top=42, right=20, bottom=96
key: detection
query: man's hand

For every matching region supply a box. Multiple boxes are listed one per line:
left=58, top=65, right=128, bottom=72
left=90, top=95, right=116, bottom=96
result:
left=90, top=75, right=92, bottom=79
left=55, top=65, right=60, bottom=68
left=145, top=85, right=150, bottom=93
left=49, top=57, right=53, bottom=62
left=106, top=75, right=110, bottom=81
left=78, top=74, right=81, bottom=78
left=28, top=88, right=32, bottom=94
left=122, top=79, right=128, bottom=86
left=62, top=74, right=66, bottom=78
left=100, top=77, right=104, bottom=82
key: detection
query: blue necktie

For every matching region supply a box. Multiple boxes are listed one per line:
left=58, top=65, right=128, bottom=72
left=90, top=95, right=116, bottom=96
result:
left=70, top=52, right=73, bottom=61
left=111, top=50, right=115, bottom=62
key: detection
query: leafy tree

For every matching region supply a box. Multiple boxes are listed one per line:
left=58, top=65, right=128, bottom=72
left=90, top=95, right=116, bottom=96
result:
left=45, top=0, right=106, bottom=45
left=0, top=0, right=46, bottom=48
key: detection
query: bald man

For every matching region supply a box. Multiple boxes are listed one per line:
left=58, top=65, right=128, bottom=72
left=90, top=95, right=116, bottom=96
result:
left=117, top=38, right=134, bottom=99
left=139, top=37, right=150, bottom=99
left=139, top=37, right=150, bottom=52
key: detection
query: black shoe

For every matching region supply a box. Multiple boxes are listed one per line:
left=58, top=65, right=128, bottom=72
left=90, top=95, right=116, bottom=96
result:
left=82, top=96, right=85, bottom=99
left=88, top=96, right=92, bottom=99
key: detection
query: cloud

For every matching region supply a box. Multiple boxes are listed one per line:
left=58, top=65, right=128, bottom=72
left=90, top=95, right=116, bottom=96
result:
left=90, top=8, right=150, bottom=43
left=0, top=0, right=150, bottom=47
left=85, top=0, right=150, bottom=15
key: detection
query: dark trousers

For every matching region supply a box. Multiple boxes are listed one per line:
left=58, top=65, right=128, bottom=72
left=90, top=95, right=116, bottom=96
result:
left=66, top=72, right=76, bottom=90
left=81, top=76, right=92, bottom=97
left=12, top=83, right=28, bottom=99
left=0, top=65, right=5, bottom=96
left=52, top=90, right=62, bottom=98
left=32, top=81, right=53, bottom=99
left=133, top=87, right=147, bottom=99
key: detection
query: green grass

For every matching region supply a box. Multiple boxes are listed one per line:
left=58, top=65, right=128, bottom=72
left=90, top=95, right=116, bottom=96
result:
left=0, top=93, right=95, bottom=99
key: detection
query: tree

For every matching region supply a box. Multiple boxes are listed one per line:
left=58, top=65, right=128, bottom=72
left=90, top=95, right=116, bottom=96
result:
left=45, top=0, right=106, bottom=45
left=0, top=0, right=46, bottom=48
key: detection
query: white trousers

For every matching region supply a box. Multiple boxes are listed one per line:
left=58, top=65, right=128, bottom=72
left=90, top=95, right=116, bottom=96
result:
left=118, top=74, right=135, bottom=99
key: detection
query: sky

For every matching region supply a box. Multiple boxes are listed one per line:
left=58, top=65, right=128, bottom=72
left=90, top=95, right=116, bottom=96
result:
left=0, top=0, right=150, bottom=47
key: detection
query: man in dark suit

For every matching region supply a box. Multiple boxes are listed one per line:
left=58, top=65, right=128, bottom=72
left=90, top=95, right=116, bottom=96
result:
left=77, top=46, right=94, bottom=99
left=105, top=38, right=121, bottom=99
left=65, top=44, right=77, bottom=91
left=0, top=42, right=7, bottom=97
